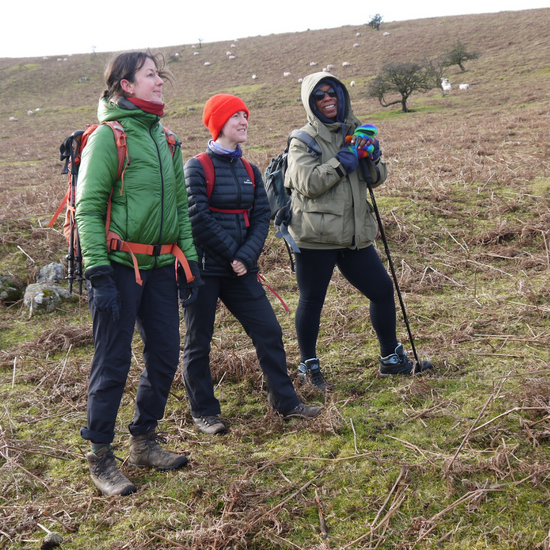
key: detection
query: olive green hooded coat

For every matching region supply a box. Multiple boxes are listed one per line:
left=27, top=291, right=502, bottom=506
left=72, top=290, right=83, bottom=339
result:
left=75, top=98, right=198, bottom=271
left=284, top=72, right=388, bottom=250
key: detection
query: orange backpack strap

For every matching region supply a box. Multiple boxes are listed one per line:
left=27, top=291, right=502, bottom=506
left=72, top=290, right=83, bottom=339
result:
left=106, top=231, right=193, bottom=286
left=163, top=126, right=180, bottom=157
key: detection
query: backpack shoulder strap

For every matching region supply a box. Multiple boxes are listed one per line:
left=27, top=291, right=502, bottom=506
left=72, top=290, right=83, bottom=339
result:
left=162, top=126, right=181, bottom=157
left=288, top=129, right=322, bottom=159
left=194, top=152, right=216, bottom=200
left=100, top=121, right=128, bottom=181
left=240, top=158, right=255, bottom=190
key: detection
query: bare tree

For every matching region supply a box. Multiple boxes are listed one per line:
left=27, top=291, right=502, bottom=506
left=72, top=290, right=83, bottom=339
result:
left=367, top=14, right=383, bottom=31
left=442, top=41, right=479, bottom=73
left=367, top=62, right=435, bottom=113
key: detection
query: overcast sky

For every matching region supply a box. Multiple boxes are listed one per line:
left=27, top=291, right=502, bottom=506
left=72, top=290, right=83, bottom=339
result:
left=3, top=0, right=549, bottom=58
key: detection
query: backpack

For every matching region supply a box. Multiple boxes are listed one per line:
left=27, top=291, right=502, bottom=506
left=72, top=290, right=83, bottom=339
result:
left=49, top=121, right=184, bottom=294
left=194, top=152, right=255, bottom=226
left=263, top=130, right=322, bottom=267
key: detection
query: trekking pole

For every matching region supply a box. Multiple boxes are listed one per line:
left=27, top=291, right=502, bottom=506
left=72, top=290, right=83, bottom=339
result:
left=361, top=159, right=422, bottom=366
left=63, top=131, right=84, bottom=295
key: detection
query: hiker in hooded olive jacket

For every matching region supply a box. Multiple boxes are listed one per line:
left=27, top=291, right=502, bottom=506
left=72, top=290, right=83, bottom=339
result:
left=75, top=51, right=202, bottom=498
left=284, top=72, right=433, bottom=388
left=182, top=94, right=322, bottom=436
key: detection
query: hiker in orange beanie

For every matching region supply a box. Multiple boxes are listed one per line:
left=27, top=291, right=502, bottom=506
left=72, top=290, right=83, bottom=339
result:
left=181, top=94, right=323, bottom=435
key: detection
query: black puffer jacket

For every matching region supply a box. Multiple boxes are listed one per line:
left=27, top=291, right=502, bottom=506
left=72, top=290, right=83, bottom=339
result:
left=184, top=150, right=270, bottom=277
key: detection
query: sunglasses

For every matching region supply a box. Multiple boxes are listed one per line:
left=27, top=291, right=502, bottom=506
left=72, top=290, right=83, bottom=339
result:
left=312, top=88, right=337, bottom=101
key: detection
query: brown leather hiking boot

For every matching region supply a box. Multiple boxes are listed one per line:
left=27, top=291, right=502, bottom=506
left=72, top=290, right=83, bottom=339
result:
left=86, top=446, right=136, bottom=497
left=128, top=431, right=188, bottom=471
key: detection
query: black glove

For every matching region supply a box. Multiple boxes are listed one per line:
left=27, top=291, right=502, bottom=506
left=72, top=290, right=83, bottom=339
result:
left=335, top=146, right=359, bottom=174
left=85, top=265, right=120, bottom=322
left=370, top=138, right=381, bottom=162
left=178, top=260, right=204, bottom=308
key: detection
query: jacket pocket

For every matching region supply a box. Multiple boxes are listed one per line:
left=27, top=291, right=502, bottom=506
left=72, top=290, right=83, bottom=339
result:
left=300, top=199, right=346, bottom=245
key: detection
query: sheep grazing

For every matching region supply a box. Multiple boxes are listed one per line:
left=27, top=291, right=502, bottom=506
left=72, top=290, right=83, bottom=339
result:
left=310, top=62, right=318, bottom=66
left=342, top=62, right=350, bottom=67
left=326, top=64, right=334, bottom=71
left=228, top=55, right=236, bottom=60
left=383, top=32, right=391, bottom=36
left=9, top=116, right=17, bottom=121
left=252, top=74, right=257, bottom=80
left=441, top=78, right=452, bottom=93
left=230, top=44, right=236, bottom=48
left=322, top=68, right=329, bottom=72
left=350, top=81, right=356, bottom=87
left=298, top=78, right=303, bottom=83
left=194, top=51, right=200, bottom=56
left=35, top=108, right=41, bottom=111
left=353, top=43, right=360, bottom=48
left=204, top=62, right=211, bottom=66
left=283, top=72, right=291, bottom=77
left=356, top=32, right=361, bottom=37
left=459, top=83, right=470, bottom=90
left=226, top=51, right=232, bottom=56
left=27, top=110, right=34, bottom=115
left=191, top=45, right=196, bottom=48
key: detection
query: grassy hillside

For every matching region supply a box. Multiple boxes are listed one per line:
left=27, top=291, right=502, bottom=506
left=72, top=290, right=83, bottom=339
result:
left=1, top=8, right=550, bottom=549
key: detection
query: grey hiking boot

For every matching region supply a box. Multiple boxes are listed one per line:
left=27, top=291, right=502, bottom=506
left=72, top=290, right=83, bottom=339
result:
left=192, top=415, right=227, bottom=435
left=298, top=358, right=331, bottom=391
left=281, top=402, right=323, bottom=419
left=379, top=344, right=433, bottom=377
left=128, top=431, right=188, bottom=471
left=86, top=446, right=136, bottom=497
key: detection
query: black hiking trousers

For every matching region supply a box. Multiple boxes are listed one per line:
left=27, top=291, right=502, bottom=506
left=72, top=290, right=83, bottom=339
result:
left=294, top=245, right=398, bottom=361
left=182, top=272, right=301, bottom=417
left=80, top=262, right=180, bottom=444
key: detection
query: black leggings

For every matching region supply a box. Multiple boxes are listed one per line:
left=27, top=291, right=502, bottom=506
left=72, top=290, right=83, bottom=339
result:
left=294, top=246, right=398, bottom=361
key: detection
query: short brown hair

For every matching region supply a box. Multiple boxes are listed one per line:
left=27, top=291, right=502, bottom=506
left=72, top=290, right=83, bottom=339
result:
left=102, top=50, right=173, bottom=101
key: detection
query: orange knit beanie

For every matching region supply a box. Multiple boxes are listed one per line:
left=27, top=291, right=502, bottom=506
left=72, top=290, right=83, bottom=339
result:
left=202, top=94, right=250, bottom=140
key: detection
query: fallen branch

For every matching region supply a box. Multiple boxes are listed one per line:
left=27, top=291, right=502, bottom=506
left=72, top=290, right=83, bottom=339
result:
left=315, top=490, right=329, bottom=542
left=472, top=406, right=550, bottom=433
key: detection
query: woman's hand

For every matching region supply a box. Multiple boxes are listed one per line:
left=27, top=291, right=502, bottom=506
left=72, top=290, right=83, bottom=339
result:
left=231, top=260, right=247, bottom=276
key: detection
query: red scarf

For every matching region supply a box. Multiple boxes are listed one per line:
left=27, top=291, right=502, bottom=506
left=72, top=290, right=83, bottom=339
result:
left=127, top=97, right=165, bottom=116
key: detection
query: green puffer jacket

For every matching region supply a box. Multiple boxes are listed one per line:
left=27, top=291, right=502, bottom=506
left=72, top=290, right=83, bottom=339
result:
left=284, top=72, right=388, bottom=250
left=75, top=98, right=198, bottom=271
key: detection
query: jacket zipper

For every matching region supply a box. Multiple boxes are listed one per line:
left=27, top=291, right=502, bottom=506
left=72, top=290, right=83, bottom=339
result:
left=230, top=160, right=243, bottom=243
left=150, top=120, right=163, bottom=267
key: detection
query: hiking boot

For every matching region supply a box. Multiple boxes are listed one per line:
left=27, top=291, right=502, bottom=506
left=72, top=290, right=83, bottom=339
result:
left=192, top=415, right=227, bottom=435
left=128, top=431, right=188, bottom=471
left=281, top=402, right=323, bottom=419
left=86, top=446, right=136, bottom=497
left=379, top=344, right=433, bottom=377
left=298, top=358, right=331, bottom=391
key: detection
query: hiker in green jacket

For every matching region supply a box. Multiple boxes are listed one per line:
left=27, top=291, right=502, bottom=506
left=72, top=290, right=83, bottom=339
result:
left=284, top=72, right=432, bottom=389
left=75, top=51, right=202, bottom=496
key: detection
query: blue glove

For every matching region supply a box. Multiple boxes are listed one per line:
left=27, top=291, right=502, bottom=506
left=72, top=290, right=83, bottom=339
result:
left=178, top=260, right=204, bottom=308
left=370, top=138, right=381, bottom=162
left=335, top=146, right=359, bottom=174
left=85, top=265, right=120, bottom=322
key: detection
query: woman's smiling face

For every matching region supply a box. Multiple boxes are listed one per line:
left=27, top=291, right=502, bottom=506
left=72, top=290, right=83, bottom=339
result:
left=313, top=84, right=338, bottom=120
left=122, top=57, right=164, bottom=103
left=217, top=111, right=248, bottom=149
